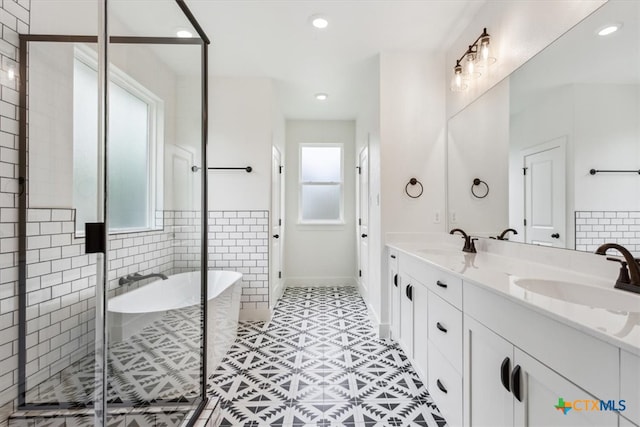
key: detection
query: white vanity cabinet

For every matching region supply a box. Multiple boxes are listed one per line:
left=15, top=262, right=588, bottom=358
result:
left=464, top=315, right=616, bottom=427
left=397, top=268, right=429, bottom=379
left=386, top=246, right=637, bottom=427
left=464, top=282, right=621, bottom=427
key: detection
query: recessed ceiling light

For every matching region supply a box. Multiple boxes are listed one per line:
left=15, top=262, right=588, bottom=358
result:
left=310, top=15, right=329, bottom=29
left=597, top=23, right=621, bottom=36
left=176, top=29, right=193, bottom=38
left=315, top=93, right=328, bottom=101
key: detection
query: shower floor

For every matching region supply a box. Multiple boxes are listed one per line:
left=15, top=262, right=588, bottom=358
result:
left=25, top=306, right=203, bottom=407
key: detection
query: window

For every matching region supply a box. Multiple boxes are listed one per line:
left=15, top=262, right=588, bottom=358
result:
left=73, top=48, right=163, bottom=233
left=299, top=144, right=343, bottom=224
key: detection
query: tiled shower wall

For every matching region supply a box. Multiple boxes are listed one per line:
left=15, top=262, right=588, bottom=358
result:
left=575, top=211, right=640, bottom=255
left=0, top=1, right=30, bottom=425
left=172, top=210, right=270, bottom=313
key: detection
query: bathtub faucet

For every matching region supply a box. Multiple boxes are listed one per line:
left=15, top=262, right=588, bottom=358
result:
left=118, top=272, right=168, bottom=286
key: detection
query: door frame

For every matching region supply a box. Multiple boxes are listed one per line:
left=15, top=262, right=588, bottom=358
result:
left=356, top=145, right=369, bottom=295
left=270, top=145, right=284, bottom=308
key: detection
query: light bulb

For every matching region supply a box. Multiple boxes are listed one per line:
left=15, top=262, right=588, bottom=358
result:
left=480, top=42, right=489, bottom=61
left=450, top=64, right=467, bottom=92
left=7, top=68, right=15, bottom=80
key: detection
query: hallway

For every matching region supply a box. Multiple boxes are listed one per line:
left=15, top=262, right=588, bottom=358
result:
left=208, top=286, right=446, bottom=426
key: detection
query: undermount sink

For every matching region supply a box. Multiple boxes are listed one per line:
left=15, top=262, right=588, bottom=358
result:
left=513, top=278, right=640, bottom=313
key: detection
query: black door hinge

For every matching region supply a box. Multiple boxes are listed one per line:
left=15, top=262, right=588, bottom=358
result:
left=278, top=271, right=282, bottom=279
left=524, top=218, right=527, bottom=226
left=279, top=165, right=283, bottom=174
left=523, top=167, right=528, bottom=175
left=358, top=218, right=361, bottom=226
left=356, top=166, right=361, bottom=174
left=359, top=269, right=362, bottom=277
left=278, top=218, right=282, bottom=226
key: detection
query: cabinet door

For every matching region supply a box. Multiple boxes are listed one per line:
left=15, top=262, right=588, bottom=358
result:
left=464, top=316, right=514, bottom=427
left=389, top=258, right=401, bottom=341
left=412, top=281, right=428, bottom=381
left=513, top=348, right=617, bottom=427
left=400, top=278, right=414, bottom=358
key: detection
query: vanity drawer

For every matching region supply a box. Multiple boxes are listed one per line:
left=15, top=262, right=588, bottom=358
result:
left=427, top=292, right=462, bottom=373
left=401, top=254, right=463, bottom=309
left=426, top=267, right=462, bottom=309
left=621, top=350, right=639, bottom=424
left=428, top=343, right=463, bottom=427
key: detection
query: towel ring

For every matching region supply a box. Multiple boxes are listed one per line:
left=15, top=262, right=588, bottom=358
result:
left=471, top=178, right=489, bottom=199
left=405, top=178, right=424, bottom=199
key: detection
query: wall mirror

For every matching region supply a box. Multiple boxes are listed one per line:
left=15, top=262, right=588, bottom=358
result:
left=447, top=0, right=640, bottom=256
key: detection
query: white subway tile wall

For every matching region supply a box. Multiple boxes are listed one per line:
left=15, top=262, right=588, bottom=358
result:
left=209, top=211, right=269, bottom=312
left=172, top=210, right=270, bottom=312
left=0, top=1, right=29, bottom=424
left=575, top=211, right=640, bottom=256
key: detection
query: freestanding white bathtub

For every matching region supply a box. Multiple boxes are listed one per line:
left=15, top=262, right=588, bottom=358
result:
left=108, top=270, right=242, bottom=377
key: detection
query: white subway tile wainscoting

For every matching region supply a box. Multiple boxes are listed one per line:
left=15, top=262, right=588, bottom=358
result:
left=575, top=211, right=640, bottom=255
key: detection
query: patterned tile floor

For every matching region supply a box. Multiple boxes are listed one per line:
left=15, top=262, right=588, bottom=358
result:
left=207, top=286, right=448, bottom=427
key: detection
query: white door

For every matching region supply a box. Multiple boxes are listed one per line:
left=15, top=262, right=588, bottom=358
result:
left=271, top=146, right=283, bottom=306
left=358, top=146, right=369, bottom=292
left=523, top=138, right=566, bottom=248
left=165, top=144, right=196, bottom=210
left=464, top=316, right=514, bottom=427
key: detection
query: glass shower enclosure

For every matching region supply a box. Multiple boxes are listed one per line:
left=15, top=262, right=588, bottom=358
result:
left=17, top=1, right=210, bottom=425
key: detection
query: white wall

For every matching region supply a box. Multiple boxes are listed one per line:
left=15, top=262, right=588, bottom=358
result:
left=380, top=52, right=447, bottom=236
left=373, top=51, right=447, bottom=333
left=448, top=79, right=509, bottom=235
left=573, top=84, right=640, bottom=211
left=284, top=120, right=357, bottom=285
left=208, top=77, right=276, bottom=211
left=28, top=43, right=74, bottom=207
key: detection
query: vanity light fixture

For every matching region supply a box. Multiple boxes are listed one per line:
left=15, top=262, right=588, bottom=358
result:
left=310, top=15, right=329, bottom=29
left=315, top=93, right=328, bottom=101
left=450, top=28, right=496, bottom=92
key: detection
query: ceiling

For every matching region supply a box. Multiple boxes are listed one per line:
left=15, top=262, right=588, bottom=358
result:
left=187, top=0, right=484, bottom=120
left=30, top=0, right=486, bottom=120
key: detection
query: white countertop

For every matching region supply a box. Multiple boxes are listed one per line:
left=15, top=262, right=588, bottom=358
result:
left=387, top=239, right=640, bottom=356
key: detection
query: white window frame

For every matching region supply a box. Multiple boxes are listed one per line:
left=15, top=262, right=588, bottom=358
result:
left=74, top=46, right=164, bottom=234
left=298, top=143, right=344, bottom=225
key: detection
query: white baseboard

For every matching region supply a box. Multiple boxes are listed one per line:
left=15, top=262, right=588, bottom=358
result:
left=239, top=308, right=271, bottom=322
left=378, top=322, right=390, bottom=339
left=284, top=277, right=357, bottom=287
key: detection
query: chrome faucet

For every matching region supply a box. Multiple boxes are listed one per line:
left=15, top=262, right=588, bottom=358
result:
left=450, top=228, right=477, bottom=253
left=497, top=228, right=518, bottom=240
left=595, top=243, right=640, bottom=294
left=119, top=272, right=168, bottom=286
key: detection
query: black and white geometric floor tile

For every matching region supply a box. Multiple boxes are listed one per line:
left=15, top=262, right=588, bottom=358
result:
left=208, top=286, right=448, bottom=427
left=25, top=306, right=203, bottom=407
